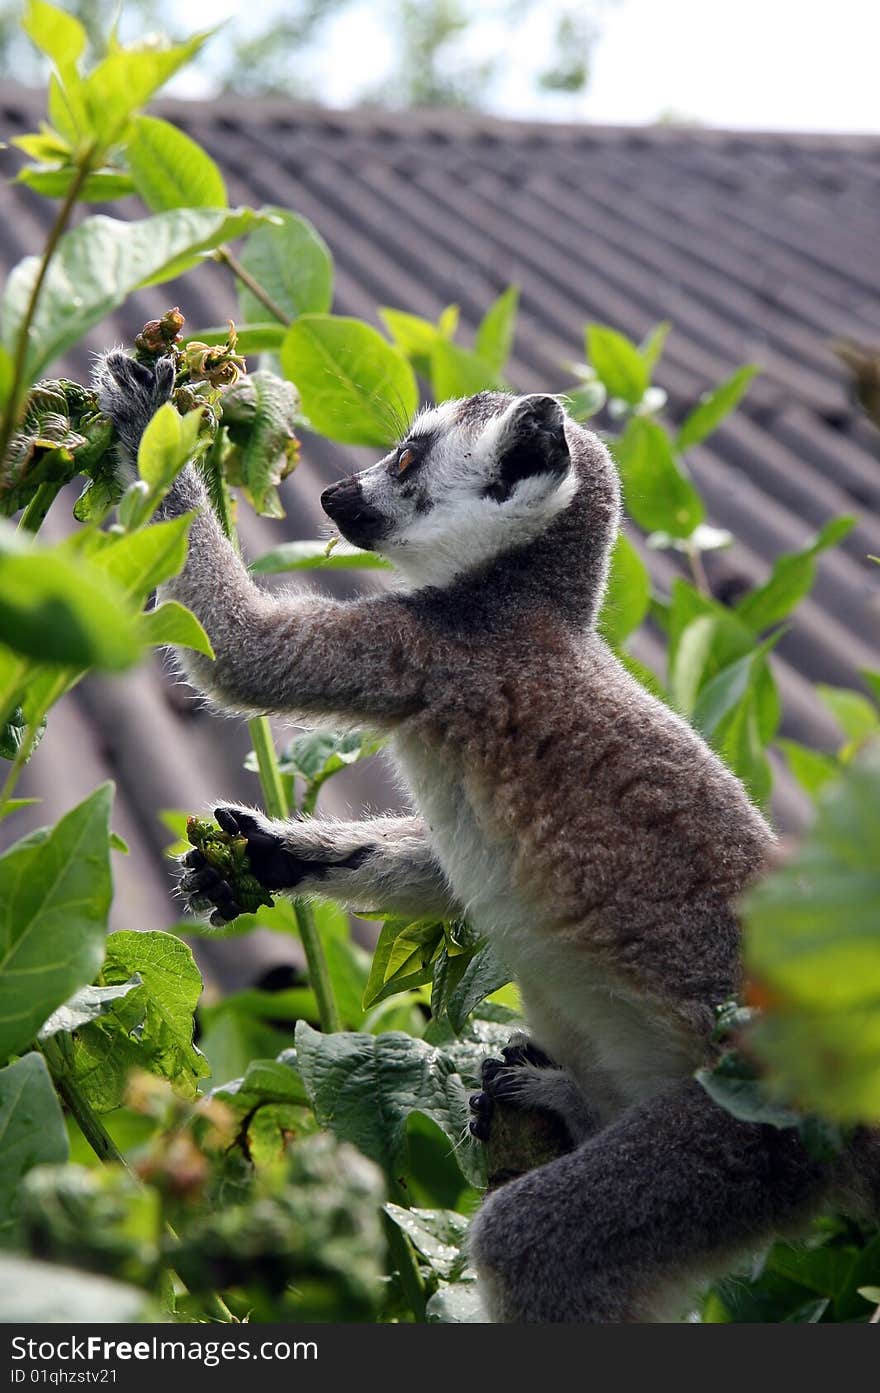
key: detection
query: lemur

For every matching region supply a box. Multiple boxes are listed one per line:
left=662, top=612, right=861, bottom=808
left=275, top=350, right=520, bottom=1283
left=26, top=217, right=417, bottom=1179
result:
left=95, top=350, right=877, bottom=1323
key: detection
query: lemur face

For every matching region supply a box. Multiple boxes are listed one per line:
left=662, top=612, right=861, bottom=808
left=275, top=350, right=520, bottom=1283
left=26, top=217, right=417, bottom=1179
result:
left=320, top=392, right=578, bottom=588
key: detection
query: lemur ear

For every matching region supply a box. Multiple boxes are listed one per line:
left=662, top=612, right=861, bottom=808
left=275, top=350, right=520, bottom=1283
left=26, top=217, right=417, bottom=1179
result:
left=487, top=394, right=570, bottom=503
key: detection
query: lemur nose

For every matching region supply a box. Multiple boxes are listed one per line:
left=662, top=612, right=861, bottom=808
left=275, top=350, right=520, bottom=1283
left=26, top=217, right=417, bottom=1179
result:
left=320, top=477, right=359, bottom=518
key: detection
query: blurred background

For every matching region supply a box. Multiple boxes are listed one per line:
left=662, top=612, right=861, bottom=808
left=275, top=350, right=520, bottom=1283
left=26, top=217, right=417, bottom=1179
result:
left=0, top=0, right=878, bottom=992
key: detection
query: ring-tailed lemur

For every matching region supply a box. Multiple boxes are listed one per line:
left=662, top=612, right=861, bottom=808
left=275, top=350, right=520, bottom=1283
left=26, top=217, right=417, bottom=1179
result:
left=94, top=350, right=878, bottom=1322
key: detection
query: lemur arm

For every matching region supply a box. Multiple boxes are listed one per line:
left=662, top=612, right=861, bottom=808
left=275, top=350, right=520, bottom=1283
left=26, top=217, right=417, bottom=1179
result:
left=181, top=807, right=459, bottom=925
left=95, top=351, right=426, bottom=726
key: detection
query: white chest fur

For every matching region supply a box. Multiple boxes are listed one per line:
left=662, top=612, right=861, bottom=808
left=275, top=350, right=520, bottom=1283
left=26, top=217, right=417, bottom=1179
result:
left=391, top=734, right=696, bottom=1112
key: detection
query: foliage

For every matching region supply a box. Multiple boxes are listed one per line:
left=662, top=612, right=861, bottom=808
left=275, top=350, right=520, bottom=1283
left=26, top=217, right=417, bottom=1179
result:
left=0, top=4, right=876, bottom=1327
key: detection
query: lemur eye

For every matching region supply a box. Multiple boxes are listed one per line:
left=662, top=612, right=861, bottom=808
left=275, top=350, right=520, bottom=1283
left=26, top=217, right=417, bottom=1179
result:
left=397, top=446, right=416, bottom=474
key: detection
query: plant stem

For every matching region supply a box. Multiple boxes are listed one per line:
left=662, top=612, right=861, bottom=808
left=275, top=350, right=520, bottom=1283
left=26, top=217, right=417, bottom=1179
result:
left=40, top=1037, right=127, bottom=1165
left=0, top=146, right=96, bottom=471
left=18, top=479, right=63, bottom=533
left=202, top=430, right=342, bottom=1035
left=214, top=247, right=289, bottom=326
left=687, top=544, right=710, bottom=597
left=249, top=715, right=342, bottom=1033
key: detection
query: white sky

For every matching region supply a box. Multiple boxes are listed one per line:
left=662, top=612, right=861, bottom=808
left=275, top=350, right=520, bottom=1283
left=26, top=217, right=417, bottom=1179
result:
left=180, top=0, right=880, bottom=132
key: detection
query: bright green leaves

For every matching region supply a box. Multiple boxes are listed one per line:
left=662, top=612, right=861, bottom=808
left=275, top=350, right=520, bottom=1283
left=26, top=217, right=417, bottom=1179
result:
left=93, top=514, right=194, bottom=601
left=0, top=785, right=112, bottom=1064
left=220, top=371, right=300, bottom=517
left=237, top=209, right=333, bottom=325
left=126, top=115, right=227, bottom=213
left=57, top=931, right=209, bottom=1113
left=137, top=602, right=213, bottom=658
left=363, top=919, right=446, bottom=1010
left=281, top=315, right=417, bottom=446
left=614, top=416, right=704, bottom=538
left=295, top=1022, right=478, bottom=1184
left=598, top=533, right=651, bottom=647
left=80, top=31, right=214, bottom=151
left=744, top=750, right=880, bottom=1123
left=0, top=525, right=141, bottom=672
left=1, top=207, right=262, bottom=382
left=475, top=286, right=519, bottom=374
left=817, top=684, right=879, bottom=753
left=676, top=366, right=758, bottom=451
left=250, top=539, right=392, bottom=574
left=136, top=402, right=203, bottom=495
left=735, top=516, right=855, bottom=633
left=0, top=1053, right=68, bottom=1244
left=379, top=288, right=516, bottom=401
left=22, top=1, right=86, bottom=72
left=586, top=323, right=651, bottom=405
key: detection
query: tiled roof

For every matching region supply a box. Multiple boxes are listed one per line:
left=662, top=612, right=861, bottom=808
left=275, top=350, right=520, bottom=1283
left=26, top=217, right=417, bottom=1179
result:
left=1, top=90, right=878, bottom=982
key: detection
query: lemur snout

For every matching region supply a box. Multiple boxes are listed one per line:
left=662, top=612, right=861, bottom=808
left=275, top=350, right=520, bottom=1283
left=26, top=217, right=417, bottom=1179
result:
left=321, top=476, right=389, bottom=547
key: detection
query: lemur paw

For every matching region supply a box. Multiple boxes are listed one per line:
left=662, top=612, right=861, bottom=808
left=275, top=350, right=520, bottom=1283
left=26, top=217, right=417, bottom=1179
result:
left=178, top=806, right=307, bottom=926
left=468, top=1036, right=559, bottom=1142
left=92, top=350, right=175, bottom=465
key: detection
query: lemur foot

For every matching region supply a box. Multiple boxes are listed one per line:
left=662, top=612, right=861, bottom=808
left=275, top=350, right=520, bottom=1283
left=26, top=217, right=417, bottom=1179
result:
left=93, top=351, right=175, bottom=464
left=469, top=1034, right=598, bottom=1149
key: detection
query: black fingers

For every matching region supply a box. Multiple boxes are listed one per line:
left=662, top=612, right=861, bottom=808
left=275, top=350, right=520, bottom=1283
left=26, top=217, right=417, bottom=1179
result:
left=468, top=1090, right=493, bottom=1142
left=500, top=1039, right=556, bottom=1070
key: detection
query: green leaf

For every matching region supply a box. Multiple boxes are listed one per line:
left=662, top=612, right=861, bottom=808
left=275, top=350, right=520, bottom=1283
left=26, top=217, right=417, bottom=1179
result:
left=213, top=1052, right=309, bottom=1111
left=639, top=321, right=670, bottom=378
left=0, top=1256, right=155, bottom=1322
left=445, top=940, right=511, bottom=1034
left=126, top=114, right=227, bottom=212
left=695, top=1061, right=800, bottom=1129
left=186, top=323, right=285, bottom=354
left=0, top=1053, right=68, bottom=1244
left=430, top=338, right=503, bottom=401
left=138, top=601, right=213, bottom=657
left=238, top=207, right=333, bottom=324
left=586, top=324, right=648, bottom=405
left=475, top=286, right=518, bottom=374
left=22, top=1, right=86, bottom=71
left=667, top=612, right=753, bottom=717
left=81, top=31, right=214, bottom=149
left=861, top=669, right=880, bottom=707
left=562, top=380, right=607, bottom=422
left=777, top=739, right=839, bottom=800
left=89, top=513, right=194, bottom=601
left=15, top=166, right=136, bottom=202
left=0, top=786, right=112, bottom=1064
left=745, top=749, right=880, bottom=1122
left=0, top=346, right=12, bottom=410
left=137, top=402, right=202, bottom=493
left=735, top=516, right=856, bottom=633
left=38, top=979, right=141, bottom=1040
left=598, top=532, right=651, bottom=646
left=66, top=931, right=208, bottom=1111
left=220, top=370, right=299, bottom=516
left=1, top=207, right=261, bottom=382
left=0, top=526, right=140, bottom=671
left=384, top=1203, right=468, bottom=1279
left=378, top=307, right=441, bottom=373
left=613, top=416, right=704, bottom=538
left=816, top=685, right=879, bottom=748
left=295, top=1021, right=478, bottom=1184
left=363, top=918, right=445, bottom=1009
left=676, top=366, right=759, bottom=451
left=249, top=539, right=392, bottom=574
left=692, top=633, right=781, bottom=740
left=281, top=315, right=417, bottom=447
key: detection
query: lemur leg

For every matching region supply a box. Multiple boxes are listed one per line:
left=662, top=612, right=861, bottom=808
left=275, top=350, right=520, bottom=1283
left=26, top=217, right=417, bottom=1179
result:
left=94, top=352, right=427, bottom=726
left=469, top=1077, right=829, bottom=1323
left=180, top=807, right=458, bottom=925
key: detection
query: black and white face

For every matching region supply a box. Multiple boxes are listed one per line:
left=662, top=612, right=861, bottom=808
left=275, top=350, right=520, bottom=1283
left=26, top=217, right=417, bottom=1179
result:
left=320, top=392, right=578, bottom=588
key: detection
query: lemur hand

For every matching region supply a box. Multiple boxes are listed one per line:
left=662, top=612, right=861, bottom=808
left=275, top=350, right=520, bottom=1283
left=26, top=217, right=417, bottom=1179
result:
left=179, top=806, right=312, bottom=926
left=93, top=350, right=175, bottom=468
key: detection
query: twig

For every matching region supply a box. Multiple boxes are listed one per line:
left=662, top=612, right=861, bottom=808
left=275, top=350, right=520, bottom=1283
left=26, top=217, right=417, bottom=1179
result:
left=0, top=146, right=96, bottom=470
left=213, top=246, right=289, bottom=326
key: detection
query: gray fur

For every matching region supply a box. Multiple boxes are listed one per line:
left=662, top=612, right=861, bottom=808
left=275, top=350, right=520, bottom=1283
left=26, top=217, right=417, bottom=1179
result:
left=94, top=349, right=877, bottom=1323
